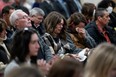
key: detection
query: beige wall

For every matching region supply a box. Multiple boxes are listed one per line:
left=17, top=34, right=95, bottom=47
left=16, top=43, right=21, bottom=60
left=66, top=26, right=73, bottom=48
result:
left=112, top=0, right=116, bottom=12
left=81, top=0, right=102, bottom=6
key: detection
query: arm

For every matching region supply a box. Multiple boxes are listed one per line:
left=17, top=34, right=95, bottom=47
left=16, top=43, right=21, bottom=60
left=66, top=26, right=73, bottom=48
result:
left=84, top=30, right=97, bottom=48
left=37, top=34, right=53, bottom=62
left=66, top=33, right=82, bottom=54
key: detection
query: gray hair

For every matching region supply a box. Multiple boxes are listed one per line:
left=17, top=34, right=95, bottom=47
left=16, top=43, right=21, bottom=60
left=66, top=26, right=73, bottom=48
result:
left=30, top=7, right=45, bottom=16
left=9, top=9, right=23, bottom=26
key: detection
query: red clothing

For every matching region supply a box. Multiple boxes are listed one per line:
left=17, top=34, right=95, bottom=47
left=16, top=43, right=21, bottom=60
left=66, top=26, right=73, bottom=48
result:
left=97, top=25, right=111, bottom=43
left=0, top=0, right=12, bottom=13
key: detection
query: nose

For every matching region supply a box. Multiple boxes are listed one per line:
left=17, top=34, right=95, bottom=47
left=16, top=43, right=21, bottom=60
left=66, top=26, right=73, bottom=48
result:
left=108, top=17, right=110, bottom=21
left=36, top=42, right=40, bottom=50
left=28, top=16, right=31, bottom=20
left=60, top=24, right=63, bottom=28
left=3, top=30, right=7, bottom=34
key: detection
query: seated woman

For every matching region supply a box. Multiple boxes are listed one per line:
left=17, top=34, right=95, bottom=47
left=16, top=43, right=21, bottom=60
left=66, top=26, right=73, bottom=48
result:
left=42, top=11, right=89, bottom=60
left=4, top=28, right=50, bottom=77
left=67, top=12, right=96, bottom=49
left=0, top=19, right=10, bottom=70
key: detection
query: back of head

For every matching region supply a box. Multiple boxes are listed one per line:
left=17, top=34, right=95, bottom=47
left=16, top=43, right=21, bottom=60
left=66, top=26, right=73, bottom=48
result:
left=84, top=43, right=116, bottom=77
left=81, top=3, right=96, bottom=21
left=7, top=65, right=43, bottom=77
left=1, top=5, right=15, bottom=17
left=48, top=57, right=83, bottom=77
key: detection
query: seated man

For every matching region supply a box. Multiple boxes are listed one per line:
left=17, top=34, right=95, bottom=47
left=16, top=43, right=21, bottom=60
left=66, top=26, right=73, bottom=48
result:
left=67, top=12, right=96, bottom=49
left=85, top=8, right=116, bottom=45
left=9, top=9, right=53, bottom=62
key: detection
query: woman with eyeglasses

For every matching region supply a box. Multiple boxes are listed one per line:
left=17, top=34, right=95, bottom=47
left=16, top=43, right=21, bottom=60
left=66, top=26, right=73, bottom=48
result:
left=4, top=28, right=50, bottom=77
left=43, top=11, right=82, bottom=56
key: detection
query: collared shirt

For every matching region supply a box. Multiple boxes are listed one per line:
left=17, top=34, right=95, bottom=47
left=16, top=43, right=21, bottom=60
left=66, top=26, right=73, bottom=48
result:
left=97, top=25, right=111, bottom=43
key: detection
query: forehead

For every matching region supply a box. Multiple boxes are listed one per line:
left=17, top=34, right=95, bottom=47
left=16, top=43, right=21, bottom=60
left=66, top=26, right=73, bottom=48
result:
left=17, top=11, right=28, bottom=16
left=9, top=9, right=15, bottom=14
left=31, top=33, right=38, bottom=40
left=60, top=19, right=64, bottom=23
left=103, top=11, right=109, bottom=16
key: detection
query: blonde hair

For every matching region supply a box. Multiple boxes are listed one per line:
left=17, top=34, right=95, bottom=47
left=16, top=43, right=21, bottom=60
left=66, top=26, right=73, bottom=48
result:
left=84, top=43, right=116, bottom=77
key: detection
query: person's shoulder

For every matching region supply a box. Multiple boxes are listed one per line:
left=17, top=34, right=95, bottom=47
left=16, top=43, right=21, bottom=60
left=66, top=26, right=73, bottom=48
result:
left=4, top=60, right=19, bottom=76
left=85, top=21, right=97, bottom=30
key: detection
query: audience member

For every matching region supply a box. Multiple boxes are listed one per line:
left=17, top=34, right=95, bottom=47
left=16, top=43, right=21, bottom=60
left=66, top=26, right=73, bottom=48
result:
left=9, top=9, right=53, bottom=62
left=98, top=0, right=116, bottom=29
left=39, top=0, right=55, bottom=17
left=81, top=3, right=96, bottom=24
left=0, top=0, right=12, bottom=13
left=67, top=12, right=96, bottom=49
left=4, top=27, right=50, bottom=77
left=11, top=0, right=29, bottom=15
left=4, top=27, right=40, bottom=76
left=1, top=5, right=15, bottom=39
left=30, top=7, right=45, bottom=36
left=9, top=9, right=31, bottom=30
left=0, top=19, right=10, bottom=70
left=65, top=0, right=82, bottom=15
left=85, top=8, right=116, bottom=45
left=21, top=0, right=32, bottom=11
left=52, top=0, right=70, bottom=19
left=48, top=57, right=83, bottom=77
left=32, top=0, right=43, bottom=8
left=84, top=43, right=116, bottom=77
left=43, top=11, right=82, bottom=57
left=6, top=65, right=44, bottom=77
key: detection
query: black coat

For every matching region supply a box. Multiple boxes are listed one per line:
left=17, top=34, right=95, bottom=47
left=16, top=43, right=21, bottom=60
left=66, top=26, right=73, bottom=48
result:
left=85, top=21, right=116, bottom=45
left=0, top=45, right=9, bottom=64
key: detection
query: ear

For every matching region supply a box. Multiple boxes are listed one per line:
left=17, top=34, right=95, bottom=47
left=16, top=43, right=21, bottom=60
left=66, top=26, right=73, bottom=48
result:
left=98, top=16, right=102, bottom=21
left=2, top=14, right=6, bottom=18
left=15, top=20, right=19, bottom=26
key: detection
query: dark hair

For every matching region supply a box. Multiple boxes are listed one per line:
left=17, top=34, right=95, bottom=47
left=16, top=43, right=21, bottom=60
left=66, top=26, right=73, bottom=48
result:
left=94, top=8, right=107, bottom=21
left=1, top=5, right=15, bottom=16
left=98, top=0, right=115, bottom=9
left=0, top=19, right=7, bottom=32
left=68, top=12, right=86, bottom=33
left=44, top=11, right=67, bottom=40
left=81, top=3, right=96, bottom=22
left=68, top=12, right=86, bottom=26
left=10, top=27, right=38, bottom=62
left=48, top=58, right=83, bottom=77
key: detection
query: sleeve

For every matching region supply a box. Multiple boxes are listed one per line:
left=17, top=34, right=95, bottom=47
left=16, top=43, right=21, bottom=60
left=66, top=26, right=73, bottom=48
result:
left=66, top=33, right=82, bottom=54
left=84, top=30, right=97, bottom=48
left=37, top=34, right=53, bottom=62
